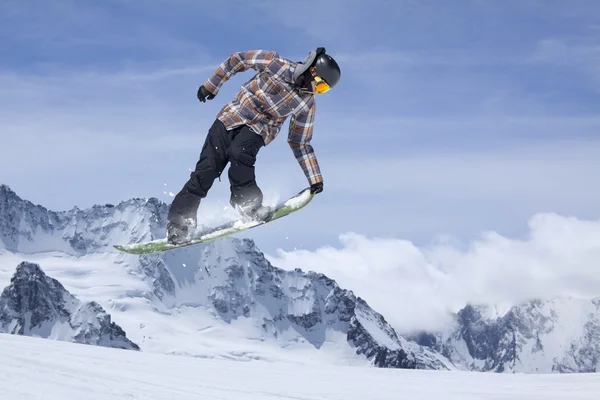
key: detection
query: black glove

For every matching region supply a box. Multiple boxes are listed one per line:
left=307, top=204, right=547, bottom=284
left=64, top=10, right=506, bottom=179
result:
left=310, top=182, right=323, bottom=194
left=197, top=85, right=215, bottom=103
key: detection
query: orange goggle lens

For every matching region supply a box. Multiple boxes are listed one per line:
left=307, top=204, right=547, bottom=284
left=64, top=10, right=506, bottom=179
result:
left=314, top=76, right=331, bottom=94
left=310, top=67, right=331, bottom=94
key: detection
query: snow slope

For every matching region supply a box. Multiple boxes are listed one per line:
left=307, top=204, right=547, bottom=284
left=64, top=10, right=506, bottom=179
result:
left=2, top=333, right=599, bottom=400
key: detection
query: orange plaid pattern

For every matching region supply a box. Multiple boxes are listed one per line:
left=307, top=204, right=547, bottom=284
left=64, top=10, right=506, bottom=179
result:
left=203, top=50, right=323, bottom=185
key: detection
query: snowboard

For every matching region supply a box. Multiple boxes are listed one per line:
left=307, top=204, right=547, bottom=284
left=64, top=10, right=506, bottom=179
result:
left=114, top=187, right=315, bottom=255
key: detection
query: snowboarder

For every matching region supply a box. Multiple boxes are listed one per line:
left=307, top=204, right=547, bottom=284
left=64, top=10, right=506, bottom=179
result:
left=166, top=47, right=341, bottom=244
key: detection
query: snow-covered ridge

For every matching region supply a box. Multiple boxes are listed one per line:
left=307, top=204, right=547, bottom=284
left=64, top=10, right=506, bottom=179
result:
left=411, top=297, right=600, bottom=373
left=0, top=261, right=139, bottom=350
left=0, top=184, right=167, bottom=254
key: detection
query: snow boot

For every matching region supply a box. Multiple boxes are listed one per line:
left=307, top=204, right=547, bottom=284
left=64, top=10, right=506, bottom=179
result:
left=236, top=204, right=273, bottom=222
left=167, top=217, right=196, bottom=245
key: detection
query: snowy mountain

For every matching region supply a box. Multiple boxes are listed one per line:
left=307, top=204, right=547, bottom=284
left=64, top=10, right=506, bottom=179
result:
left=0, top=184, right=167, bottom=255
left=412, top=298, right=600, bottom=373
left=0, top=261, right=139, bottom=350
left=158, top=237, right=451, bottom=369
left=4, top=184, right=598, bottom=373
left=0, top=184, right=451, bottom=370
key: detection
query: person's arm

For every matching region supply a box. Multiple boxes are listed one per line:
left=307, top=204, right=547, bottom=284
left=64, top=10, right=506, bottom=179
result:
left=203, top=50, right=279, bottom=96
left=288, top=102, right=323, bottom=188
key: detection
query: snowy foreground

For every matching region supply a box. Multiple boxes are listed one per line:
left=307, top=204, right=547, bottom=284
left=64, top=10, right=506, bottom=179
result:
left=2, top=334, right=599, bottom=400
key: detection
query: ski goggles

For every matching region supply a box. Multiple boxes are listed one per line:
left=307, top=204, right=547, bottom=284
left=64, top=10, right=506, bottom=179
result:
left=310, top=67, right=331, bottom=94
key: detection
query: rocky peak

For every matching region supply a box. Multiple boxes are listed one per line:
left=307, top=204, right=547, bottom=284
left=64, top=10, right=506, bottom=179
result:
left=2, top=262, right=72, bottom=327
left=0, top=261, right=139, bottom=350
left=0, top=184, right=15, bottom=198
left=14, top=260, right=46, bottom=278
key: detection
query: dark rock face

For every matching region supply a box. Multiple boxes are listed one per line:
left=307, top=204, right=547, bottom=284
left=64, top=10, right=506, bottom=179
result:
left=0, top=262, right=71, bottom=333
left=137, top=255, right=176, bottom=300
left=348, top=314, right=416, bottom=369
left=0, top=261, right=139, bottom=350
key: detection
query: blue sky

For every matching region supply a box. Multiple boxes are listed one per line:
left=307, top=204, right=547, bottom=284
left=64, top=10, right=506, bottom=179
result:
left=1, top=0, right=600, bottom=254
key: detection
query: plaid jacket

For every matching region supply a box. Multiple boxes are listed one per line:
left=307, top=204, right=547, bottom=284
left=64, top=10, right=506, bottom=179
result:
left=203, top=50, right=322, bottom=185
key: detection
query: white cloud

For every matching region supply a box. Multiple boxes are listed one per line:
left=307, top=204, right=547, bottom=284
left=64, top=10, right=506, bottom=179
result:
left=267, top=213, right=600, bottom=335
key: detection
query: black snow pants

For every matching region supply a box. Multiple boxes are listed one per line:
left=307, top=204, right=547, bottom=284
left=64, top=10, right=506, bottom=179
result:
left=167, top=119, right=265, bottom=226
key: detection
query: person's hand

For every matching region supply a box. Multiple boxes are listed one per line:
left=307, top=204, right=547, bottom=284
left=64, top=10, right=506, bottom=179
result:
left=197, top=85, right=215, bottom=102
left=310, top=182, right=323, bottom=194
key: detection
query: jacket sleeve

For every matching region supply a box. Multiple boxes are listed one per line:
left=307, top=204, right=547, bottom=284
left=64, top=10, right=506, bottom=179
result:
left=288, top=102, right=323, bottom=185
left=203, top=50, right=279, bottom=95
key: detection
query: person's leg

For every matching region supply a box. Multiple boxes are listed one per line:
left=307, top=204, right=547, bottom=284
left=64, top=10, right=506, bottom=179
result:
left=167, top=119, right=231, bottom=242
left=226, top=126, right=266, bottom=216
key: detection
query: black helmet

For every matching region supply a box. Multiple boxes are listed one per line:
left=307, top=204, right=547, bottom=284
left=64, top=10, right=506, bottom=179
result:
left=293, top=47, right=341, bottom=91
left=312, top=52, right=341, bottom=89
